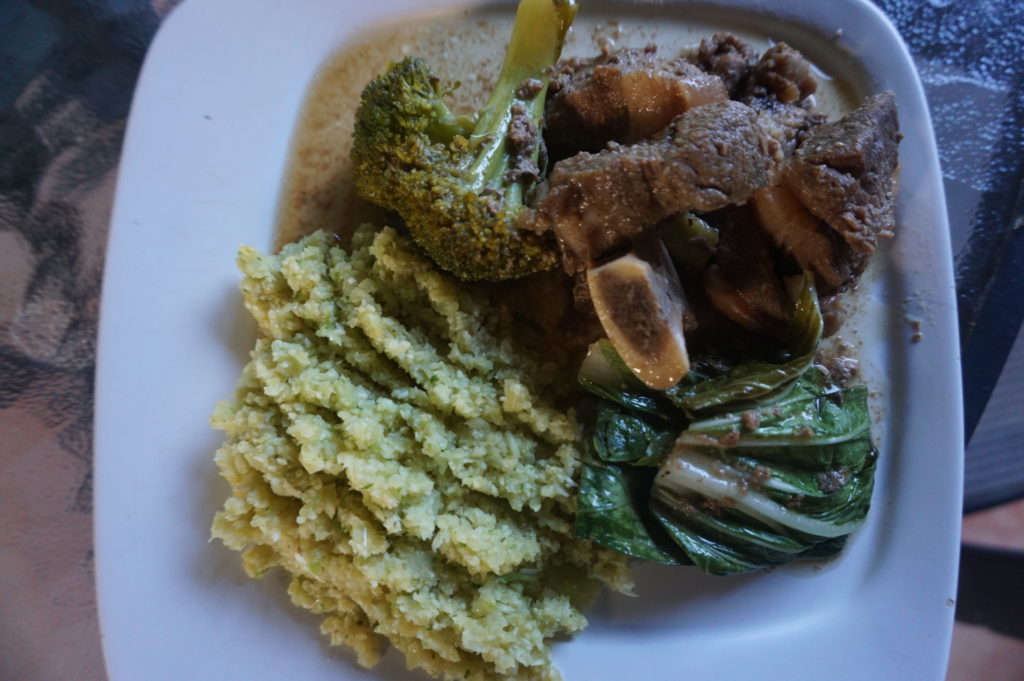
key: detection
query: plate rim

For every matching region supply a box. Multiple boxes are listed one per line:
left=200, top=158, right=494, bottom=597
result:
left=95, top=1, right=963, bottom=679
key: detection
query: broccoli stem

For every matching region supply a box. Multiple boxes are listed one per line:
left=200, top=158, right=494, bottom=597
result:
left=464, top=0, right=577, bottom=193
left=424, top=99, right=474, bottom=145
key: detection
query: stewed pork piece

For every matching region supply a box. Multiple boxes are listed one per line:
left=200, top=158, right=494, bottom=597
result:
left=688, top=32, right=760, bottom=97
left=526, top=100, right=781, bottom=273
left=749, top=94, right=900, bottom=290
left=784, top=92, right=901, bottom=254
left=749, top=184, right=858, bottom=289
left=701, top=204, right=791, bottom=338
left=518, top=36, right=897, bottom=366
left=545, top=45, right=728, bottom=156
left=743, top=43, right=825, bottom=160
left=689, top=36, right=823, bottom=160
left=688, top=34, right=818, bottom=107
left=754, top=103, right=824, bottom=161
left=543, top=37, right=821, bottom=166
left=745, top=42, right=818, bottom=105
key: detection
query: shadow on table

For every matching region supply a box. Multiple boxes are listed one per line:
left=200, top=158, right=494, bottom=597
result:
left=956, top=544, right=1024, bottom=640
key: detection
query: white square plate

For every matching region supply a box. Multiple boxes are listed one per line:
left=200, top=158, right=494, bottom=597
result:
left=96, top=1, right=963, bottom=680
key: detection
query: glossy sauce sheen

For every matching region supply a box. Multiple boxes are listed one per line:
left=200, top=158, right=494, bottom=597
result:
left=273, top=10, right=859, bottom=250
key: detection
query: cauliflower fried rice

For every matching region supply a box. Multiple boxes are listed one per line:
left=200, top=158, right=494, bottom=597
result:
left=211, top=226, right=632, bottom=681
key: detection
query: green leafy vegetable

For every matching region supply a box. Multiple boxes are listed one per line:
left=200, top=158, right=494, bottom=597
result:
left=579, top=380, right=674, bottom=419
left=573, top=358, right=878, bottom=575
left=650, top=494, right=810, bottom=575
left=677, top=372, right=871, bottom=448
left=591, top=401, right=681, bottom=466
left=578, top=339, right=676, bottom=419
left=350, top=0, right=577, bottom=280
left=648, top=377, right=877, bottom=575
left=735, top=436, right=876, bottom=470
left=648, top=439, right=876, bottom=575
left=573, top=275, right=877, bottom=576
left=656, top=445, right=873, bottom=537
left=575, top=461, right=687, bottom=565
left=662, top=212, right=719, bottom=275
left=665, top=271, right=823, bottom=416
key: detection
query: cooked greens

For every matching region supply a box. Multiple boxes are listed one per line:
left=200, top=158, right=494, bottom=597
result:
left=578, top=339, right=677, bottom=418
left=664, top=272, right=823, bottom=416
left=574, top=291, right=879, bottom=575
left=592, top=401, right=682, bottom=466
left=677, top=371, right=871, bottom=448
left=662, top=212, right=720, bottom=274
left=576, top=462, right=686, bottom=565
left=652, top=427, right=876, bottom=575
left=351, top=0, right=577, bottom=280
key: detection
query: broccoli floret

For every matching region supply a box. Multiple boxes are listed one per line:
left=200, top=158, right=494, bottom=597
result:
left=351, top=0, right=577, bottom=281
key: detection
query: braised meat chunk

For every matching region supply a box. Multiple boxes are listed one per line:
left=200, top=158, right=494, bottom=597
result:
left=785, top=92, right=901, bottom=254
left=755, top=103, right=824, bottom=161
left=746, top=43, right=818, bottom=105
left=749, top=184, right=858, bottom=289
left=702, top=205, right=790, bottom=337
left=689, top=35, right=818, bottom=108
left=527, top=100, right=781, bottom=273
left=743, top=43, right=823, bottom=159
left=545, top=46, right=728, bottom=156
left=688, top=33, right=759, bottom=97
left=689, top=37, right=823, bottom=162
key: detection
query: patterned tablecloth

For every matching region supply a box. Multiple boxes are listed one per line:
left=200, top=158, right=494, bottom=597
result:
left=0, top=1, right=1021, bottom=679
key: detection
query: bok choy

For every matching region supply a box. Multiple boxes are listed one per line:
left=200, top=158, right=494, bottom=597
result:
left=664, top=271, right=823, bottom=417
left=574, top=360, right=877, bottom=574
left=652, top=418, right=877, bottom=576
left=573, top=268, right=878, bottom=576
left=575, top=398, right=688, bottom=564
